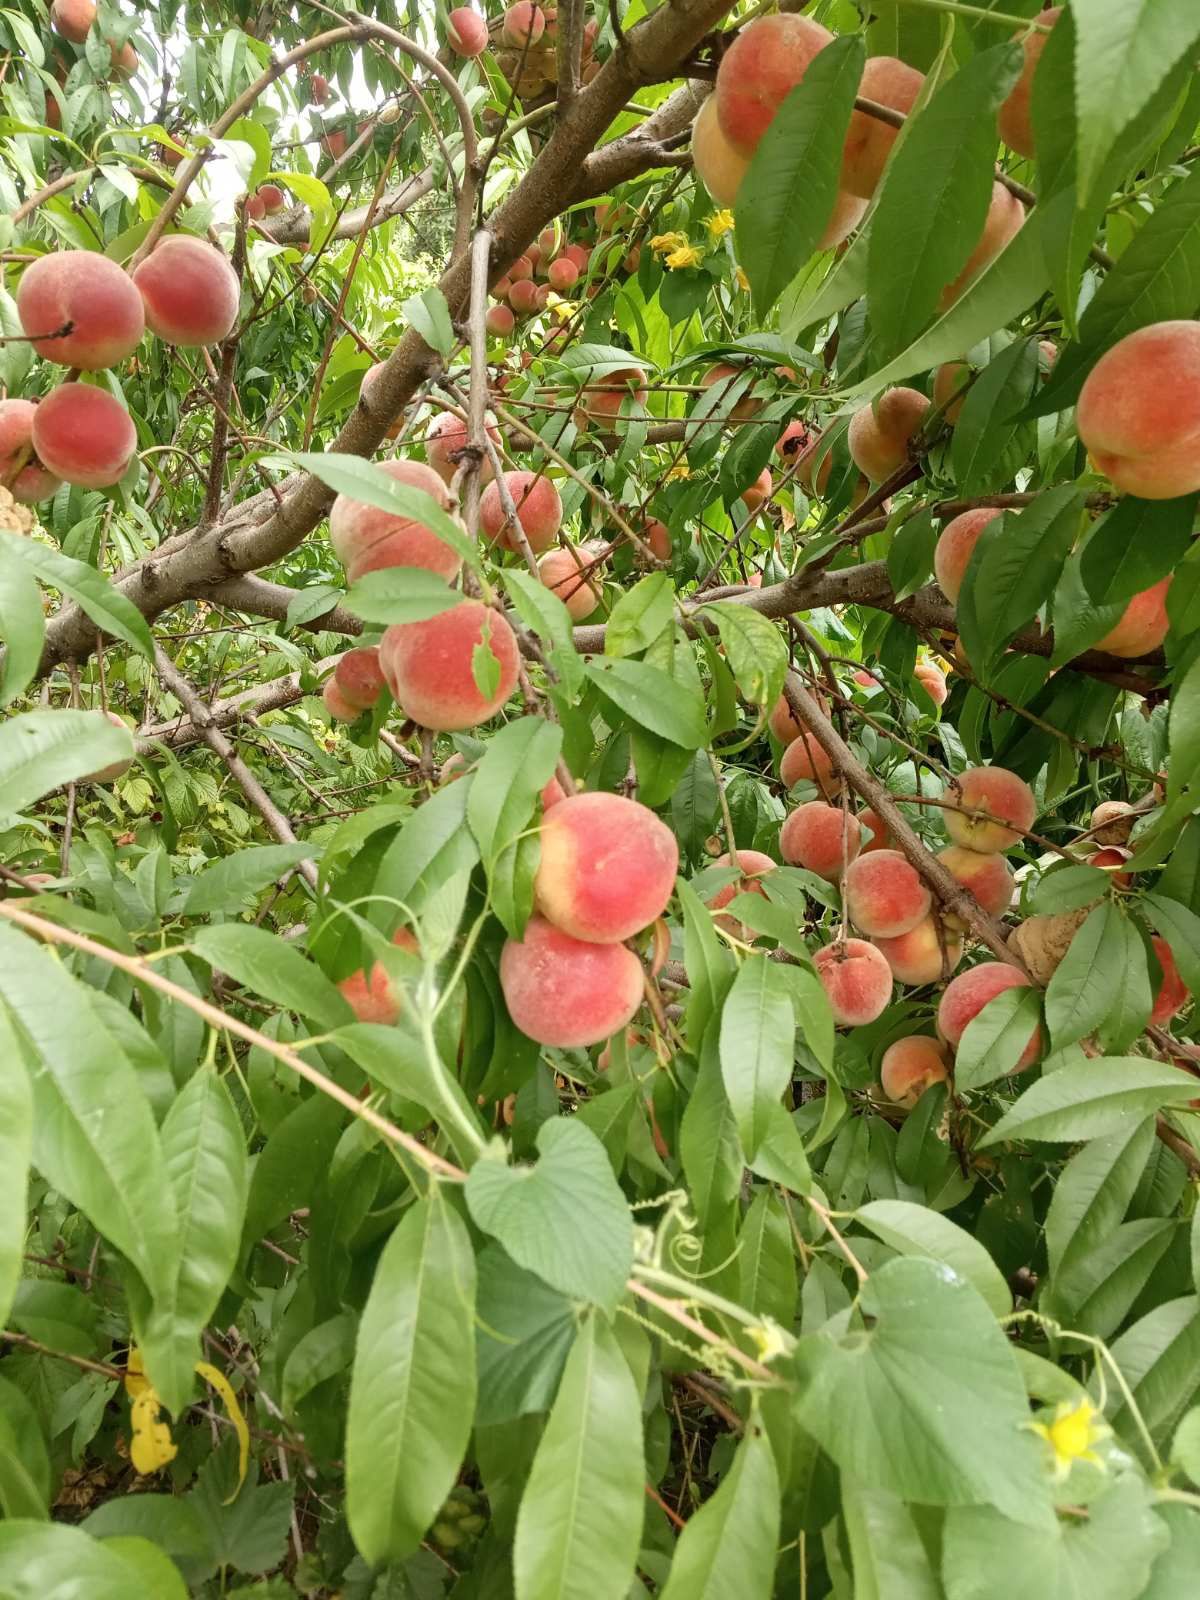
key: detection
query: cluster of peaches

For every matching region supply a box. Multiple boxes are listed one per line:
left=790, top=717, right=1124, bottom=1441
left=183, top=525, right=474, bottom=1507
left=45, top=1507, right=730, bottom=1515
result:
left=0, top=241, right=240, bottom=502
left=445, top=2, right=602, bottom=99
left=45, top=0, right=137, bottom=89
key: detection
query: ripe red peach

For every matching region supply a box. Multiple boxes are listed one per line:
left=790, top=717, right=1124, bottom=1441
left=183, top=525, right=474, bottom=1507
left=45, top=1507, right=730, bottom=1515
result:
left=541, top=773, right=566, bottom=809
left=244, top=192, right=267, bottom=222
left=848, top=387, right=931, bottom=482
left=780, top=732, right=840, bottom=798
left=880, top=1035, right=951, bottom=1106
left=508, top=256, right=534, bottom=284
left=874, top=916, right=964, bottom=985
left=1088, top=846, right=1133, bottom=888
left=741, top=467, right=772, bottom=514
left=575, top=366, right=648, bottom=428
left=937, top=844, right=1015, bottom=919
left=1150, top=936, right=1188, bottom=1026
left=914, top=662, right=947, bottom=706
left=480, top=470, right=562, bottom=553
left=501, top=1, right=545, bottom=47
left=701, top=363, right=760, bottom=424
left=31, top=383, right=136, bottom=489
left=937, top=962, right=1039, bottom=1067
left=329, top=459, right=462, bottom=582
left=0, top=399, right=61, bottom=503
left=707, top=848, right=775, bottom=938
left=817, top=190, right=868, bottom=252
left=813, top=938, right=893, bottom=1027
left=1077, top=323, right=1200, bottom=499
left=933, top=361, right=971, bottom=423
left=691, top=94, right=749, bottom=207
left=780, top=801, right=861, bottom=880
left=508, top=279, right=540, bottom=315
left=934, top=508, right=1004, bottom=603
left=844, top=848, right=932, bottom=938
left=841, top=56, right=924, bottom=199
left=81, top=709, right=133, bottom=784
left=334, top=646, right=386, bottom=710
left=500, top=915, right=644, bottom=1047
left=539, top=545, right=604, bottom=619
left=944, top=766, right=1036, bottom=853
left=768, top=691, right=805, bottom=745
left=379, top=601, right=519, bottom=731
left=17, top=250, right=145, bottom=370
left=258, top=183, right=286, bottom=215
left=536, top=792, right=678, bottom=943
left=132, top=236, right=240, bottom=347
left=940, top=183, right=1025, bottom=308
left=50, top=0, right=94, bottom=43
left=715, top=14, right=836, bottom=158
left=108, top=39, right=137, bottom=77
left=640, top=517, right=671, bottom=562
left=448, top=6, right=489, bottom=55
left=1092, top=577, right=1173, bottom=658
left=548, top=257, right=580, bottom=292
left=322, top=678, right=363, bottom=723
left=425, top=409, right=501, bottom=484
left=360, top=363, right=404, bottom=440
left=858, top=807, right=890, bottom=852
left=998, top=8, right=1062, bottom=158
left=338, top=928, right=419, bottom=1025
left=486, top=304, right=515, bottom=337
left=775, top=419, right=812, bottom=467
left=561, top=243, right=590, bottom=274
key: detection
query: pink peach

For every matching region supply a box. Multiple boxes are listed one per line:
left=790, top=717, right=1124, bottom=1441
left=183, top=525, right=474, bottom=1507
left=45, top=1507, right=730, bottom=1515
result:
left=132, top=236, right=240, bottom=347
left=379, top=601, right=519, bottom=731
left=500, top=916, right=644, bottom=1048
left=944, top=767, right=1036, bottom=854
left=328, top=459, right=462, bottom=583
left=779, top=801, right=861, bottom=880
left=31, top=383, right=136, bottom=489
left=880, top=1035, right=951, bottom=1106
left=17, top=250, right=145, bottom=370
left=813, top=938, right=893, bottom=1027
left=844, top=848, right=932, bottom=938
left=937, top=962, right=1039, bottom=1067
left=536, top=792, right=678, bottom=943
left=480, top=470, right=562, bottom=554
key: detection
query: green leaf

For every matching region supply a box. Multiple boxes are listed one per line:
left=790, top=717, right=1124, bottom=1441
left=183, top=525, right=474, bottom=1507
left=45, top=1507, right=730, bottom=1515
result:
left=1044, top=1118, right=1157, bottom=1280
left=465, top=1120, right=633, bottom=1313
left=1044, top=900, right=1127, bottom=1048
left=504, top=569, right=584, bottom=696
left=796, top=1257, right=1052, bottom=1527
left=0, top=1008, right=31, bottom=1331
left=1071, top=0, right=1200, bottom=201
left=288, top=451, right=478, bottom=571
left=736, top=35, right=867, bottom=316
left=185, top=842, right=319, bottom=914
left=739, top=1189, right=799, bottom=1326
left=346, top=1190, right=477, bottom=1567
left=1047, top=1217, right=1175, bottom=1338
left=190, top=924, right=351, bottom=1031
left=403, top=286, right=454, bottom=359
left=719, top=957, right=796, bottom=1160
left=855, top=1199, right=1011, bottom=1317
left=1029, top=862, right=1110, bottom=915
left=886, top=509, right=937, bottom=603
left=658, top=1415, right=780, bottom=1600
left=1081, top=497, right=1197, bottom=611
left=342, top=567, right=462, bottom=626
left=467, top=717, right=559, bottom=871
left=605, top=572, right=676, bottom=657
left=0, top=1520, right=185, bottom=1600
left=1143, top=1502, right=1200, bottom=1598
left=0, top=709, right=133, bottom=816
left=957, top=486, right=1083, bottom=682
left=284, top=584, right=342, bottom=630
left=680, top=1031, right=744, bottom=1233
left=585, top=657, right=708, bottom=748
left=281, top=1312, right=356, bottom=1415
left=868, top=44, right=1023, bottom=356
left=190, top=1457, right=293, bottom=1576
left=240, top=1093, right=345, bottom=1257
left=475, top=1243, right=575, bottom=1427
left=842, top=1481, right=943, bottom=1600
left=513, top=1315, right=644, bottom=1600
left=977, top=1057, right=1200, bottom=1148
left=0, top=1376, right=49, bottom=1519
left=1105, top=1295, right=1200, bottom=1456
left=954, top=986, right=1045, bottom=1091
left=701, top=602, right=789, bottom=711
left=0, top=531, right=154, bottom=659
left=0, top=538, right=44, bottom=707
left=949, top=337, right=1039, bottom=497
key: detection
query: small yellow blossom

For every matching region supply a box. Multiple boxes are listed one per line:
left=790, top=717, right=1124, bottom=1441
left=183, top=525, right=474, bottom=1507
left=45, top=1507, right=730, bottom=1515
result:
left=705, top=209, right=735, bottom=241
left=1027, top=1398, right=1110, bottom=1481
left=664, top=462, right=691, bottom=481
left=748, top=1319, right=791, bottom=1364
left=665, top=244, right=704, bottom=271
left=650, top=231, right=688, bottom=257
left=735, top=265, right=750, bottom=292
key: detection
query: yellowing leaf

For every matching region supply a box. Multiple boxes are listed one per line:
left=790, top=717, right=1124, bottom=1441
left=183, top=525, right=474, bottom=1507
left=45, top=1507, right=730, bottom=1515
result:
left=196, top=1360, right=250, bottom=1501
left=129, top=1389, right=178, bottom=1475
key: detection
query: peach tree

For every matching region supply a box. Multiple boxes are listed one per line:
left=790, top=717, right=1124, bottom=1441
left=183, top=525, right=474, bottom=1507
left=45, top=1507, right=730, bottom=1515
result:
left=1, top=0, right=1200, bottom=1595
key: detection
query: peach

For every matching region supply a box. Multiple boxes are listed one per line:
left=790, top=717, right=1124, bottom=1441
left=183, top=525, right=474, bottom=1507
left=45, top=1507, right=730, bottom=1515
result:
left=701, top=363, right=760, bottom=424
left=17, top=250, right=145, bottom=370
left=776, top=419, right=813, bottom=467
left=501, top=2, right=545, bottom=47
left=813, top=938, right=893, bottom=1027
left=914, top=663, right=947, bottom=706
left=258, top=183, right=286, bottom=215
left=328, top=459, right=462, bottom=583
left=858, top=807, right=890, bottom=852
left=934, top=508, right=1004, bottom=603
left=379, top=601, right=519, bottom=731
left=780, top=801, right=861, bottom=880
left=941, top=183, right=1025, bottom=308
left=480, top=470, right=562, bottom=553
left=536, top=792, right=678, bottom=943
left=875, top=916, right=963, bottom=985
left=841, top=56, right=924, bottom=199
left=321, top=128, right=348, bottom=162
left=360, top=363, right=404, bottom=440
left=1076, top=323, right=1200, bottom=499
left=539, top=545, right=603, bottom=619
left=880, top=1036, right=951, bottom=1106
left=998, top=8, right=1062, bottom=158
left=937, top=844, right=1015, bottom=918
left=561, top=243, right=590, bottom=273
left=1088, top=846, right=1133, bottom=888
left=707, top=848, right=775, bottom=937
left=818, top=190, right=868, bottom=252
left=426, top=409, right=501, bottom=485
left=641, top=517, right=671, bottom=562
left=1089, top=800, right=1134, bottom=846
left=848, top=387, right=931, bottom=482
left=50, top=0, right=94, bottom=43
left=794, top=426, right=834, bottom=496
left=31, top=384, right=136, bottom=489
left=108, top=40, right=137, bottom=77
left=944, top=766, right=1036, bottom=853
left=308, top=72, right=329, bottom=106
left=486, top=304, right=515, bottom=337
left=844, top=848, right=932, bottom=938
left=937, top=962, right=1039, bottom=1067
left=499, top=915, right=644, bottom=1048
left=691, top=94, right=749, bottom=207
left=508, top=256, right=534, bottom=283
left=780, top=732, right=839, bottom=797
left=338, top=929, right=419, bottom=1025
left=933, top=361, right=971, bottom=423
left=541, top=773, right=566, bottom=809
left=1150, top=936, right=1188, bottom=1027
left=244, top=193, right=267, bottom=222
left=323, top=678, right=363, bottom=723
left=132, top=236, right=240, bottom=347
left=81, top=709, right=133, bottom=784
left=741, top=467, right=772, bottom=514
left=575, top=366, right=648, bottom=428
left=854, top=669, right=880, bottom=688
left=768, top=691, right=806, bottom=745
left=548, top=257, right=580, bottom=292
left=334, top=646, right=386, bottom=710
left=508, top=279, right=540, bottom=315
left=715, top=14, right=836, bottom=158
left=1091, top=577, right=1173, bottom=659
left=448, top=6, right=488, bottom=55
left=0, top=399, right=61, bottom=504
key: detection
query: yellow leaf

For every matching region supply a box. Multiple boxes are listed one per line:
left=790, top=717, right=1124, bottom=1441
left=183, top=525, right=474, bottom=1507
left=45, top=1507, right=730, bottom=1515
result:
left=129, top=1388, right=177, bottom=1474
left=196, top=1359, right=250, bottom=1502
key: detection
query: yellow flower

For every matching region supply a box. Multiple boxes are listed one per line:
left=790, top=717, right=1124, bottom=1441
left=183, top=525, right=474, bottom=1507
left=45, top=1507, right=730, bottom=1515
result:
left=705, top=209, right=734, bottom=241
left=664, top=462, right=691, bottom=481
left=665, top=244, right=704, bottom=271
left=735, top=265, right=750, bottom=292
left=748, top=1318, right=791, bottom=1364
left=1027, top=1398, right=1110, bottom=1481
left=650, top=231, right=688, bottom=257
